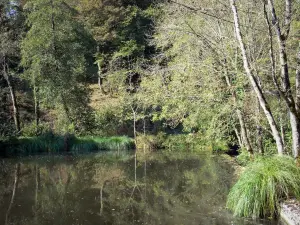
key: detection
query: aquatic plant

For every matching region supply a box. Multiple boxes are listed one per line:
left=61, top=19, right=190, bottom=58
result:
left=227, top=156, right=300, bottom=218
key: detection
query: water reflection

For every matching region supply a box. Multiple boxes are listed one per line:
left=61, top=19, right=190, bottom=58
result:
left=0, top=152, right=280, bottom=225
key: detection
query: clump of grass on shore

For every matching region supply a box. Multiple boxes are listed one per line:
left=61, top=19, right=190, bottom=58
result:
left=227, top=156, right=300, bottom=218
left=2, top=133, right=135, bottom=156
left=71, top=136, right=135, bottom=153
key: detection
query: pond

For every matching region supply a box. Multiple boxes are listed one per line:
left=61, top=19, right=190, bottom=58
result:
left=0, top=152, right=282, bottom=225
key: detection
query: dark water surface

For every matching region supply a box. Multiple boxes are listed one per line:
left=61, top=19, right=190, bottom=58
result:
left=0, top=152, right=281, bottom=225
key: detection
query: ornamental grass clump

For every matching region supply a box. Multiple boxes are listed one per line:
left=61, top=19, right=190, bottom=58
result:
left=227, top=156, right=300, bottom=218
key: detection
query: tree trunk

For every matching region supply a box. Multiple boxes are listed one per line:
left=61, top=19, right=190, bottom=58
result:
left=33, top=84, right=40, bottom=134
left=234, top=128, right=243, bottom=147
left=294, top=43, right=300, bottom=159
left=134, top=152, right=137, bottom=186
left=2, top=61, right=20, bottom=133
left=131, top=106, right=137, bottom=146
left=61, top=94, right=71, bottom=123
left=256, top=98, right=264, bottom=154
left=231, top=0, right=284, bottom=155
left=224, top=60, right=253, bottom=154
left=236, top=109, right=253, bottom=154
left=97, top=62, right=107, bottom=95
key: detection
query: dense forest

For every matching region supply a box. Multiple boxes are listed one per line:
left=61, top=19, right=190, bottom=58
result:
left=2, top=0, right=300, bottom=158
left=1, top=0, right=300, bottom=220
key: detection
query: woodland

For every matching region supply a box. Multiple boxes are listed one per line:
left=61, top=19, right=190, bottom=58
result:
left=1, top=0, right=300, bottom=219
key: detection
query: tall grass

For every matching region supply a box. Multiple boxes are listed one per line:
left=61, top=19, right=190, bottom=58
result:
left=7, top=132, right=66, bottom=155
left=3, top=133, right=135, bottom=156
left=71, top=136, right=135, bottom=153
left=227, top=156, right=300, bottom=218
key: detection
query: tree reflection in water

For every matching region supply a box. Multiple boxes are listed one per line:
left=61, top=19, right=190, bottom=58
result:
left=0, top=152, right=279, bottom=225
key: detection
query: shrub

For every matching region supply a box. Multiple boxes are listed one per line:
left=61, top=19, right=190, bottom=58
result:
left=227, top=156, right=300, bottom=218
left=22, top=122, right=51, bottom=137
left=136, top=132, right=167, bottom=151
left=235, top=149, right=251, bottom=166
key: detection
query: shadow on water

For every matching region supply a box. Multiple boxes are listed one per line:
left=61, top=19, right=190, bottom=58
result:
left=0, top=151, right=281, bottom=225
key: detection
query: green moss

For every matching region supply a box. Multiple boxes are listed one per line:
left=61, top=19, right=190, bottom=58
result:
left=227, top=156, right=300, bottom=218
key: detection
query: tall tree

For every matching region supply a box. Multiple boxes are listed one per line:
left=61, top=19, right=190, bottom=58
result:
left=230, top=0, right=284, bottom=155
left=0, top=0, right=24, bottom=133
left=21, top=0, right=93, bottom=131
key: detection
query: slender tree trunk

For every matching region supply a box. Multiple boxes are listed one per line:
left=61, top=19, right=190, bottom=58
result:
left=97, top=61, right=107, bottom=95
left=236, top=109, right=253, bottom=154
left=61, top=94, right=71, bottom=122
left=134, top=152, right=137, bottom=186
left=2, top=60, right=20, bottom=133
left=50, top=0, right=56, bottom=53
left=231, top=0, right=284, bottom=155
left=33, top=84, right=40, bottom=134
left=131, top=106, right=137, bottom=146
left=295, top=44, right=300, bottom=159
left=224, top=61, right=253, bottom=154
left=296, top=44, right=300, bottom=112
left=234, top=128, right=243, bottom=147
left=143, top=108, right=146, bottom=153
left=5, top=163, right=21, bottom=225
left=256, top=98, right=264, bottom=154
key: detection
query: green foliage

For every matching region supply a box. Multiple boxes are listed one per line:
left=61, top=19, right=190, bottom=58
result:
left=227, top=156, right=300, bottom=218
left=113, top=40, right=144, bottom=59
left=21, top=0, right=95, bottom=131
left=94, top=106, right=124, bottom=136
left=136, top=132, right=167, bottom=151
left=235, top=150, right=251, bottom=166
left=161, top=134, right=206, bottom=152
left=21, top=122, right=51, bottom=137
left=211, top=141, right=229, bottom=153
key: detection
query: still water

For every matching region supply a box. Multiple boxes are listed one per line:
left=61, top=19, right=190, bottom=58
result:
left=0, top=152, right=281, bottom=225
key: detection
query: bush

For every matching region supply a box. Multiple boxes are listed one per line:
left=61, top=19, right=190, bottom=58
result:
left=22, top=122, right=51, bottom=137
left=227, top=156, right=300, bottom=218
left=235, top=149, right=251, bottom=166
left=136, top=132, right=166, bottom=151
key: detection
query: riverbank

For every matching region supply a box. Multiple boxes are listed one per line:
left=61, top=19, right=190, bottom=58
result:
left=0, top=134, right=135, bottom=157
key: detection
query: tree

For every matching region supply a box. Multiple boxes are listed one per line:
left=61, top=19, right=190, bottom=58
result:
left=21, top=0, right=94, bottom=132
left=230, top=0, right=284, bottom=155
left=0, top=0, right=24, bottom=133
